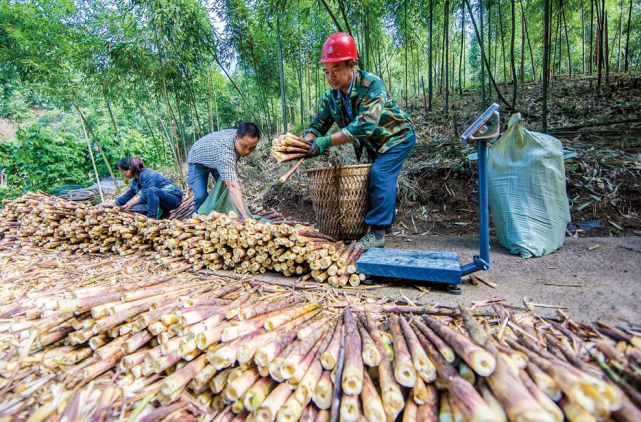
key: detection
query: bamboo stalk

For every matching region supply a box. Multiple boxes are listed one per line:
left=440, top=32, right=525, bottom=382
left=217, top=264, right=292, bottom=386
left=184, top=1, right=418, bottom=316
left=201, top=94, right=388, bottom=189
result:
left=355, top=321, right=398, bottom=420
left=402, top=395, right=419, bottom=422
left=339, top=393, right=360, bottom=422
left=356, top=319, right=380, bottom=367
left=227, top=367, right=260, bottom=402
left=412, top=318, right=456, bottom=363
left=292, top=321, right=336, bottom=407
left=255, top=382, right=293, bottom=422
left=508, top=339, right=621, bottom=418
left=519, top=370, right=563, bottom=422
left=239, top=300, right=299, bottom=321
left=361, top=369, right=386, bottom=422
left=330, top=323, right=345, bottom=422
left=265, top=303, right=321, bottom=330
left=526, top=361, right=562, bottom=401
left=412, top=325, right=498, bottom=422
left=340, top=308, right=363, bottom=395
left=95, top=334, right=130, bottom=359
left=160, top=353, right=207, bottom=396
left=389, top=314, right=417, bottom=388
left=243, top=377, right=277, bottom=412
left=422, top=315, right=496, bottom=376
left=313, top=370, right=334, bottom=410
left=281, top=321, right=333, bottom=380
left=122, top=331, right=152, bottom=355
left=321, top=319, right=344, bottom=370
left=251, top=312, right=320, bottom=367
left=400, top=316, right=437, bottom=382
left=279, top=159, right=305, bottom=184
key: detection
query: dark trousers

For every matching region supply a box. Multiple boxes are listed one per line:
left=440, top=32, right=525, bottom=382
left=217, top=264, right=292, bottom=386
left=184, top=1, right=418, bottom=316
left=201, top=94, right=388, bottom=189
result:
left=365, top=134, right=416, bottom=229
left=188, top=163, right=220, bottom=213
left=130, top=187, right=182, bottom=218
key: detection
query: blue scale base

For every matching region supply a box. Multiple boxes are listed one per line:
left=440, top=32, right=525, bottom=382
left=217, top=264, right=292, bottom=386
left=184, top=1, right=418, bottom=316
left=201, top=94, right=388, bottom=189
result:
left=356, top=248, right=462, bottom=285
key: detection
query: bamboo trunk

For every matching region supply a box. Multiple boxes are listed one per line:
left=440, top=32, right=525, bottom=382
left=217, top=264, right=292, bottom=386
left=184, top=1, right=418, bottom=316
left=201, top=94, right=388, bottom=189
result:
left=389, top=314, right=417, bottom=387
left=342, top=308, right=363, bottom=395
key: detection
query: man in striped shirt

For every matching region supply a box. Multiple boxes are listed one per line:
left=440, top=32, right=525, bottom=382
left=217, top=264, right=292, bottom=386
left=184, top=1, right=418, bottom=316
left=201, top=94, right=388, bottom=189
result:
left=187, top=121, right=261, bottom=219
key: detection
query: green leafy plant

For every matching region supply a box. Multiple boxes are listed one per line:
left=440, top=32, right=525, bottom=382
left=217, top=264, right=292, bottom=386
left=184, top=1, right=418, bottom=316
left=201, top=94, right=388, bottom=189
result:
left=0, top=124, right=93, bottom=200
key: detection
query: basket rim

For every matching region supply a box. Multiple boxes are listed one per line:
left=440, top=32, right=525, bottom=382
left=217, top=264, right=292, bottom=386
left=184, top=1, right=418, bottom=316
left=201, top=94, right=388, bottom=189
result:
left=306, top=163, right=372, bottom=175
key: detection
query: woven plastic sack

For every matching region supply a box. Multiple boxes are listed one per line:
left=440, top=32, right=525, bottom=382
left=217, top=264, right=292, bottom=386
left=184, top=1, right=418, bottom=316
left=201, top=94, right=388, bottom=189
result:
left=488, top=113, right=570, bottom=258
left=197, top=178, right=271, bottom=223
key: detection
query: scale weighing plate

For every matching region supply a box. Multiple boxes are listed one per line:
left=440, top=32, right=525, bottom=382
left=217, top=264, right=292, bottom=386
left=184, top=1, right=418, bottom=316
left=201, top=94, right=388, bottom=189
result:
left=356, top=248, right=462, bottom=285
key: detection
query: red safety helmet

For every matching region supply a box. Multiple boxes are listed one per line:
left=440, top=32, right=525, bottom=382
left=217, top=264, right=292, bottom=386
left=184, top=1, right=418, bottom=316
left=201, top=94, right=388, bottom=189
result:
left=320, top=32, right=359, bottom=63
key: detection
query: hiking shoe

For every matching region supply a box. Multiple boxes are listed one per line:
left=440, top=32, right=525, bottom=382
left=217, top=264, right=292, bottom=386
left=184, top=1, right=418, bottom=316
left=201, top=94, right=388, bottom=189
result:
left=385, top=226, right=392, bottom=234
left=356, top=232, right=385, bottom=250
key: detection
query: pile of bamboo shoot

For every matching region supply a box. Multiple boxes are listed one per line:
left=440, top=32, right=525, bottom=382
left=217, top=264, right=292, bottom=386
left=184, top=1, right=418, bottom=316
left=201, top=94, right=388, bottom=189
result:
left=270, top=134, right=311, bottom=164
left=0, top=192, right=368, bottom=284
left=1, top=247, right=640, bottom=421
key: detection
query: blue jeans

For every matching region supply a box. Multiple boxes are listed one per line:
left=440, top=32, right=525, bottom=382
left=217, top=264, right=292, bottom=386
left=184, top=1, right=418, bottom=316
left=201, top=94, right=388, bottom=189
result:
left=130, top=187, right=183, bottom=218
left=188, top=163, right=220, bottom=213
left=365, top=134, right=416, bottom=228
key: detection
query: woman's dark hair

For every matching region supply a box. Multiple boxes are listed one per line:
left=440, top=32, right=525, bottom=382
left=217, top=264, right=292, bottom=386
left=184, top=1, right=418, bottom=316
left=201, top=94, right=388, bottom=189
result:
left=236, top=121, right=261, bottom=141
left=116, top=158, right=144, bottom=177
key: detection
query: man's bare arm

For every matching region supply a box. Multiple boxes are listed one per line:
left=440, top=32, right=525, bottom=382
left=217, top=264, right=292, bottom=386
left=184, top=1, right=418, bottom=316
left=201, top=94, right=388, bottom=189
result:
left=225, top=180, right=251, bottom=220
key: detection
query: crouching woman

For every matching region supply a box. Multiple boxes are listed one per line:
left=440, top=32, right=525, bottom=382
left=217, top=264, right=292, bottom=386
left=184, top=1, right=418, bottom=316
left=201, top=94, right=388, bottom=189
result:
left=115, top=158, right=183, bottom=219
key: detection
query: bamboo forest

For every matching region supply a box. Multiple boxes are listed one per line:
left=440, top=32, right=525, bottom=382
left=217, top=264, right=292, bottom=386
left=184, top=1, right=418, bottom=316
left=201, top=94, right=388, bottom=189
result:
left=0, top=0, right=639, bottom=218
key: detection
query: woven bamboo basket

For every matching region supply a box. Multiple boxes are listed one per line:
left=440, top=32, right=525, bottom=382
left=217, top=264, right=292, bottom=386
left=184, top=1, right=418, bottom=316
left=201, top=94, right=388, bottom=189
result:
left=307, top=164, right=371, bottom=240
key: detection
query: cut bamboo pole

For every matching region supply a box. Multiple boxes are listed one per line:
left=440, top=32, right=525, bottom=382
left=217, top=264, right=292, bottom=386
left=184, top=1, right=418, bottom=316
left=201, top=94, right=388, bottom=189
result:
left=243, top=377, right=277, bottom=412
left=363, top=313, right=404, bottom=421
left=255, top=382, right=293, bottom=422
left=340, top=392, right=361, bottom=422
left=313, top=370, right=333, bottom=410
left=341, top=308, right=363, bottom=395
left=361, top=370, right=386, bottom=422
left=357, top=319, right=381, bottom=367
left=422, top=315, right=496, bottom=376
left=321, top=319, right=344, bottom=370
left=281, top=321, right=332, bottom=381
left=412, top=325, right=499, bottom=422
left=293, top=321, right=336, bottom=407
left=389, top=314, right=417, bottom=388
left=161, top=353, right=207, bottom=396
left=227, top=367, right=260, bottom=402
left=400, top=316, right=437, bottom=382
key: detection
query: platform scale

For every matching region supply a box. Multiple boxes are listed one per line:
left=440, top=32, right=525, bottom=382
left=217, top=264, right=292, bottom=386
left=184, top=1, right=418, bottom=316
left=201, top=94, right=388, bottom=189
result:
left=356, top=103, right=501, bottom=294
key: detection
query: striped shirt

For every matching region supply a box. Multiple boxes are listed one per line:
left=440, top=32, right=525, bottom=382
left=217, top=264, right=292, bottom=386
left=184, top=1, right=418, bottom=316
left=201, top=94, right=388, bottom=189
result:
left=187, top=129, right=241, bottom=182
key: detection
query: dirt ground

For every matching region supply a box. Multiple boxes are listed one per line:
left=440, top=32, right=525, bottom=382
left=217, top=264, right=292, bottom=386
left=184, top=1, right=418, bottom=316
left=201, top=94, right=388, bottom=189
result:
left=235, top=235, right=640, bottom=329
left=263, top=162, right=641, bottom=238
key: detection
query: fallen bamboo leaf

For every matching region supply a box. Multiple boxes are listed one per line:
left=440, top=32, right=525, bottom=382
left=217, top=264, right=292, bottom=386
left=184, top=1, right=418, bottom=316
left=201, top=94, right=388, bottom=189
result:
left=609, top=221, right=623, bottom=230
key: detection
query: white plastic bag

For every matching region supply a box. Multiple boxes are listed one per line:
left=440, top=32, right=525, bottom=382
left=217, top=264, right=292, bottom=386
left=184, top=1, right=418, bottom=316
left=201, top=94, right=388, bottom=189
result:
left=488, top=113, right=570, bottom=258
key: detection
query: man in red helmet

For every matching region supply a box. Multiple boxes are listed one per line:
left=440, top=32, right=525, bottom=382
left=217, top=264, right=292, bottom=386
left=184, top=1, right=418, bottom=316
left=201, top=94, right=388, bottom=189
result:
left=300, top=32, right=416, bottom=250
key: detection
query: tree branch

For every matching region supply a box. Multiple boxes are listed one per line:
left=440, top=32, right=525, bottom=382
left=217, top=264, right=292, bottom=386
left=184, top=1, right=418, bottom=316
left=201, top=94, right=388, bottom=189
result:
left=319, top=0, right=344, bottom=33
left=337, top=0, right=353, bottom=37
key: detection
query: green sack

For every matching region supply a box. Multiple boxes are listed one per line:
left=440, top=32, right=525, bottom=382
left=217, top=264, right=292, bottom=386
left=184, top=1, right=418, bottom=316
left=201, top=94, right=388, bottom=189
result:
left=197, top=178, right=272, bottom=224
left=488, top=113, right=571, bottom=258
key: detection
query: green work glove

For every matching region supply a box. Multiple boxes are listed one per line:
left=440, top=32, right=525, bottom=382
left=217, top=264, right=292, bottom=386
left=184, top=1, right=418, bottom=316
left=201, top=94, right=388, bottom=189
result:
left=314, top=136, right=333, bottom=154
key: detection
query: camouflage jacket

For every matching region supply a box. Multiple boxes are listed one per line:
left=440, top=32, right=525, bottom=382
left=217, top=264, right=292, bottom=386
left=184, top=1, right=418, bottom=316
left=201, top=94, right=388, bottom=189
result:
left=305, top=70, right=415, bottom=155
